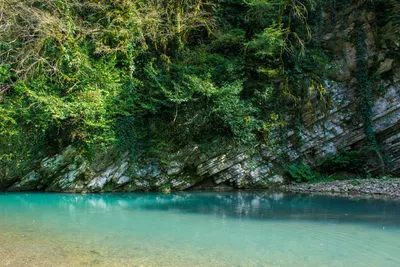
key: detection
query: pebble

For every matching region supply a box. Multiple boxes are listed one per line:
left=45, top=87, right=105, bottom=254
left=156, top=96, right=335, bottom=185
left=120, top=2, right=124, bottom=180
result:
left=279, top=179, right=400, bottom=199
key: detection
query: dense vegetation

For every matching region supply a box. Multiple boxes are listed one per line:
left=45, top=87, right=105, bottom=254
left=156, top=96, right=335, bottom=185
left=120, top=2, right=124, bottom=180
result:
left=0, top=0, right=399, bottom=181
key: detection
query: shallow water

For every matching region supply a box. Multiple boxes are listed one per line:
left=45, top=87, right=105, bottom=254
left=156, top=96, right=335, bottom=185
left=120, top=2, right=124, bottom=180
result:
left=0, top=192, right=399, bottom=267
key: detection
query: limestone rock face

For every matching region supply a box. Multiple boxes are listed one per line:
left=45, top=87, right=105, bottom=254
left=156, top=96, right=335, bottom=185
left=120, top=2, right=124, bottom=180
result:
left=40, top=146, right=78, bottom=180
left=7, top=171, right=41, bottom=191
left=87, top=177, right=108, bottom=192
left=377, top=59, right=394, bottom=75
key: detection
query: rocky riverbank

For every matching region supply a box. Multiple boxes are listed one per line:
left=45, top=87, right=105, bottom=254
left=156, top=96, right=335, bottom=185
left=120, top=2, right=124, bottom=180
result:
left=279, top=179, right=400, bottom=199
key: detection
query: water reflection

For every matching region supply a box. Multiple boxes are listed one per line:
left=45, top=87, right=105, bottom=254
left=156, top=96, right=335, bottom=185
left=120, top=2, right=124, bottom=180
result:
left=1, top=191, right=399, bottom=227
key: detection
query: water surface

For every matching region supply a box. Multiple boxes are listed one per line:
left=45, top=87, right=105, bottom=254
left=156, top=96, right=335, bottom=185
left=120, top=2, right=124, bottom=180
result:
left=0, top=192, right=399, bottom=266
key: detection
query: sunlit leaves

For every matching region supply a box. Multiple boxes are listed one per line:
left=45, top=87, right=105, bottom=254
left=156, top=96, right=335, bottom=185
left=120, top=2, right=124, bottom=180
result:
left=246, top=24, right=286, bottom=58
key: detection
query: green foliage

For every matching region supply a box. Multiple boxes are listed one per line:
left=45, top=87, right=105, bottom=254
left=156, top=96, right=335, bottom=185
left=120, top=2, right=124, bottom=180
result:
left=287, top=151, right=366, bottom=184
left=352, top=6, right=387, bottom=173
left=102, top=184, right=115, bottom=192
left=159, top=184, right=171, bottom=190
left=246, top=25, right=286, bottom=59
left=1, top=0, right=394, bottom=180
left=354, top=23, right=375, bottom=147
left=286, top=163, right=319, bottom=183
left=319, top=150, right=365, bottom=175
left=0, top=0, right=326, bottom=175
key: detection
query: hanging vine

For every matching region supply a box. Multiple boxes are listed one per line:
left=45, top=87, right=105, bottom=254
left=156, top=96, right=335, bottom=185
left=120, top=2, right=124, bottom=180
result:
left=353, top=9, right=385, bottom=173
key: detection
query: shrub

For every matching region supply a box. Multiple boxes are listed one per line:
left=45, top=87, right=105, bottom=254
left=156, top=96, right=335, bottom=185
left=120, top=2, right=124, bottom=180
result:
left=318, top=150, right=365, bottom=175
left=286, top=163, right=320, bottom=183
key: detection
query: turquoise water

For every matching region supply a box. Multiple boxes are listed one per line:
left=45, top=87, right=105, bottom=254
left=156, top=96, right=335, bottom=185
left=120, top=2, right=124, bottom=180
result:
left=0, top=192, right=400, bottom=266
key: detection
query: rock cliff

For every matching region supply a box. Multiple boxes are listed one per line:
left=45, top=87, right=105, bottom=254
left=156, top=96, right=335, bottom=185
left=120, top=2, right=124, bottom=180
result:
left=2, top=3, right=399, bottom=192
